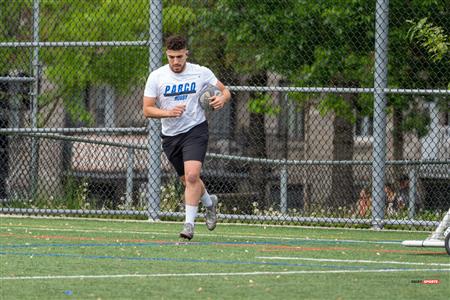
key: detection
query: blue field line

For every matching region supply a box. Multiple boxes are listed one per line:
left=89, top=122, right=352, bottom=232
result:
left=1, top=250, right=446, bottom=273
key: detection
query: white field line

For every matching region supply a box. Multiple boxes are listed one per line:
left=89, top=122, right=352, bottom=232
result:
left=4, top=214, right=432, bottom=234
left=0, top=225, right=400, bottom=245
left=1, top=268, right=449, bottom=281
left=256, top=256, right=450, bottom=267
left=0, top=214, right=434, bottom=233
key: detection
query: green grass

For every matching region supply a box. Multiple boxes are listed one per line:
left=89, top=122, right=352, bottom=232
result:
left=0, top=216, right=449, bottom=300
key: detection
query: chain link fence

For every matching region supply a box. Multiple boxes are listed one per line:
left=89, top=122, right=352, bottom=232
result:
left=0, top=0, right=448, bottom=229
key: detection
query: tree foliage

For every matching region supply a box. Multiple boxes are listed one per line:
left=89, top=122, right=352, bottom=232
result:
left=1, top=0, right=199, bottom=125
left=1, top=0, right=448, bottom=129
left=203, top=0, right=448, bottom=132
left=408, top=18, right=449, bottom=62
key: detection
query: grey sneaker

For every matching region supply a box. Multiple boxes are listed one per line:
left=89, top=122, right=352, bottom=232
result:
left=205, top=195, right=218, bottom=231
left=179, top=223, right=194, bottom=240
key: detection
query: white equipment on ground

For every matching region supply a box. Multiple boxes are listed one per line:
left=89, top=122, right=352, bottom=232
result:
left=402, top=208, right=450, bottom=255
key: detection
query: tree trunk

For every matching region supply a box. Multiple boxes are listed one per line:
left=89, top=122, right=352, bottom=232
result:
left=392, top=106, right=404, bottom=180
left=328, top=96, right=356, bottom=211
left=246, top=73, right=269, bottom=209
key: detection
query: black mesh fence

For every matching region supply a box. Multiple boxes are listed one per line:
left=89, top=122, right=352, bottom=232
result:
left=0, top=0, right=448, bottom=228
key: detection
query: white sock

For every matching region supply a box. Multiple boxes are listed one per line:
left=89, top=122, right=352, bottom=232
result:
left=200, top=190, right=212, bottom=207
left=185, top=205, right=198, bottom=225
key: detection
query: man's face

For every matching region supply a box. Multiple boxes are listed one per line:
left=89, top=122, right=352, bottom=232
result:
left=166, top=49, right=188, bottom=73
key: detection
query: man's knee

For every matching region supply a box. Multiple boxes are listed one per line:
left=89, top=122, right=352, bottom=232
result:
left=185, top=172, right=200, bottom=185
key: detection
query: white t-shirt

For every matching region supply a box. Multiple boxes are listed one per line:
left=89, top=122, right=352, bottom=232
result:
left=144, top=62, right=218, bottom=136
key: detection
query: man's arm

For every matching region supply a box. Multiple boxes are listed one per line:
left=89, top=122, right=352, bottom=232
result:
left=143, top=96, right=185, bottom=118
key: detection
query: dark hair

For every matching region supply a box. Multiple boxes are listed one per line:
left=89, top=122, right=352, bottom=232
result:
left=399, top=174, right=409, bottom=182
left=385, top=183, right=394, bottom=192
left=165, top=35, right=187, bottom=51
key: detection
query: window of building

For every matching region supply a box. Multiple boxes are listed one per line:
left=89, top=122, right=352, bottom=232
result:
left=95, top=85, right=115, bottom=128
left=355, top=115, right=373, bottom=137
left=283, top=94, right=305, bottom=141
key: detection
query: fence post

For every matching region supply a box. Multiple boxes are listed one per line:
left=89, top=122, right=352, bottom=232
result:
left=30, top=0, right=41, bottom=200
left=280, top=165, right=288, bottom=214
left=371, top=0, right=389, bottom=230
left=146, top=0, right=163, bottom=220
left=126, top=147, right=135, bottom=208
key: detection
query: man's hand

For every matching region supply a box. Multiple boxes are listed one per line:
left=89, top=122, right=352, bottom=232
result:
left=167, top=104, right=186, bottom=117
left=209, top=95, right=226, bottom=110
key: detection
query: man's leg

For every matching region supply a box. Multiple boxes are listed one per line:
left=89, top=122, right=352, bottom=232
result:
left=180, top=175, right=217, bottom=231
left=179, top=160, right=202, bottom=240
left=184, top=160, right=203, bottom=214
left=180, top=176, right=210, bottom=205
left=178, top=121, right=211, bottom=240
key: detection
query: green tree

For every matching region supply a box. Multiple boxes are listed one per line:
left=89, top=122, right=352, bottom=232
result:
left=407, top=17, right=449, bottom=83
left=1, top=0, right=199, bottom=126
left=0, top=0, right=202, bottom=203
left=204, top=0, right=375, bottom=208
left=39, top=0, right=199, bottom=126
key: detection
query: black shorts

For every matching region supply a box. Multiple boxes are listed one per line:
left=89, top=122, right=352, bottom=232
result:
left=162, top=121, right=209, bottom=177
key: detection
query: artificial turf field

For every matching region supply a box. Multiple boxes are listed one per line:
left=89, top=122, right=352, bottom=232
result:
left=0, top=216, right=449, bottom=299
